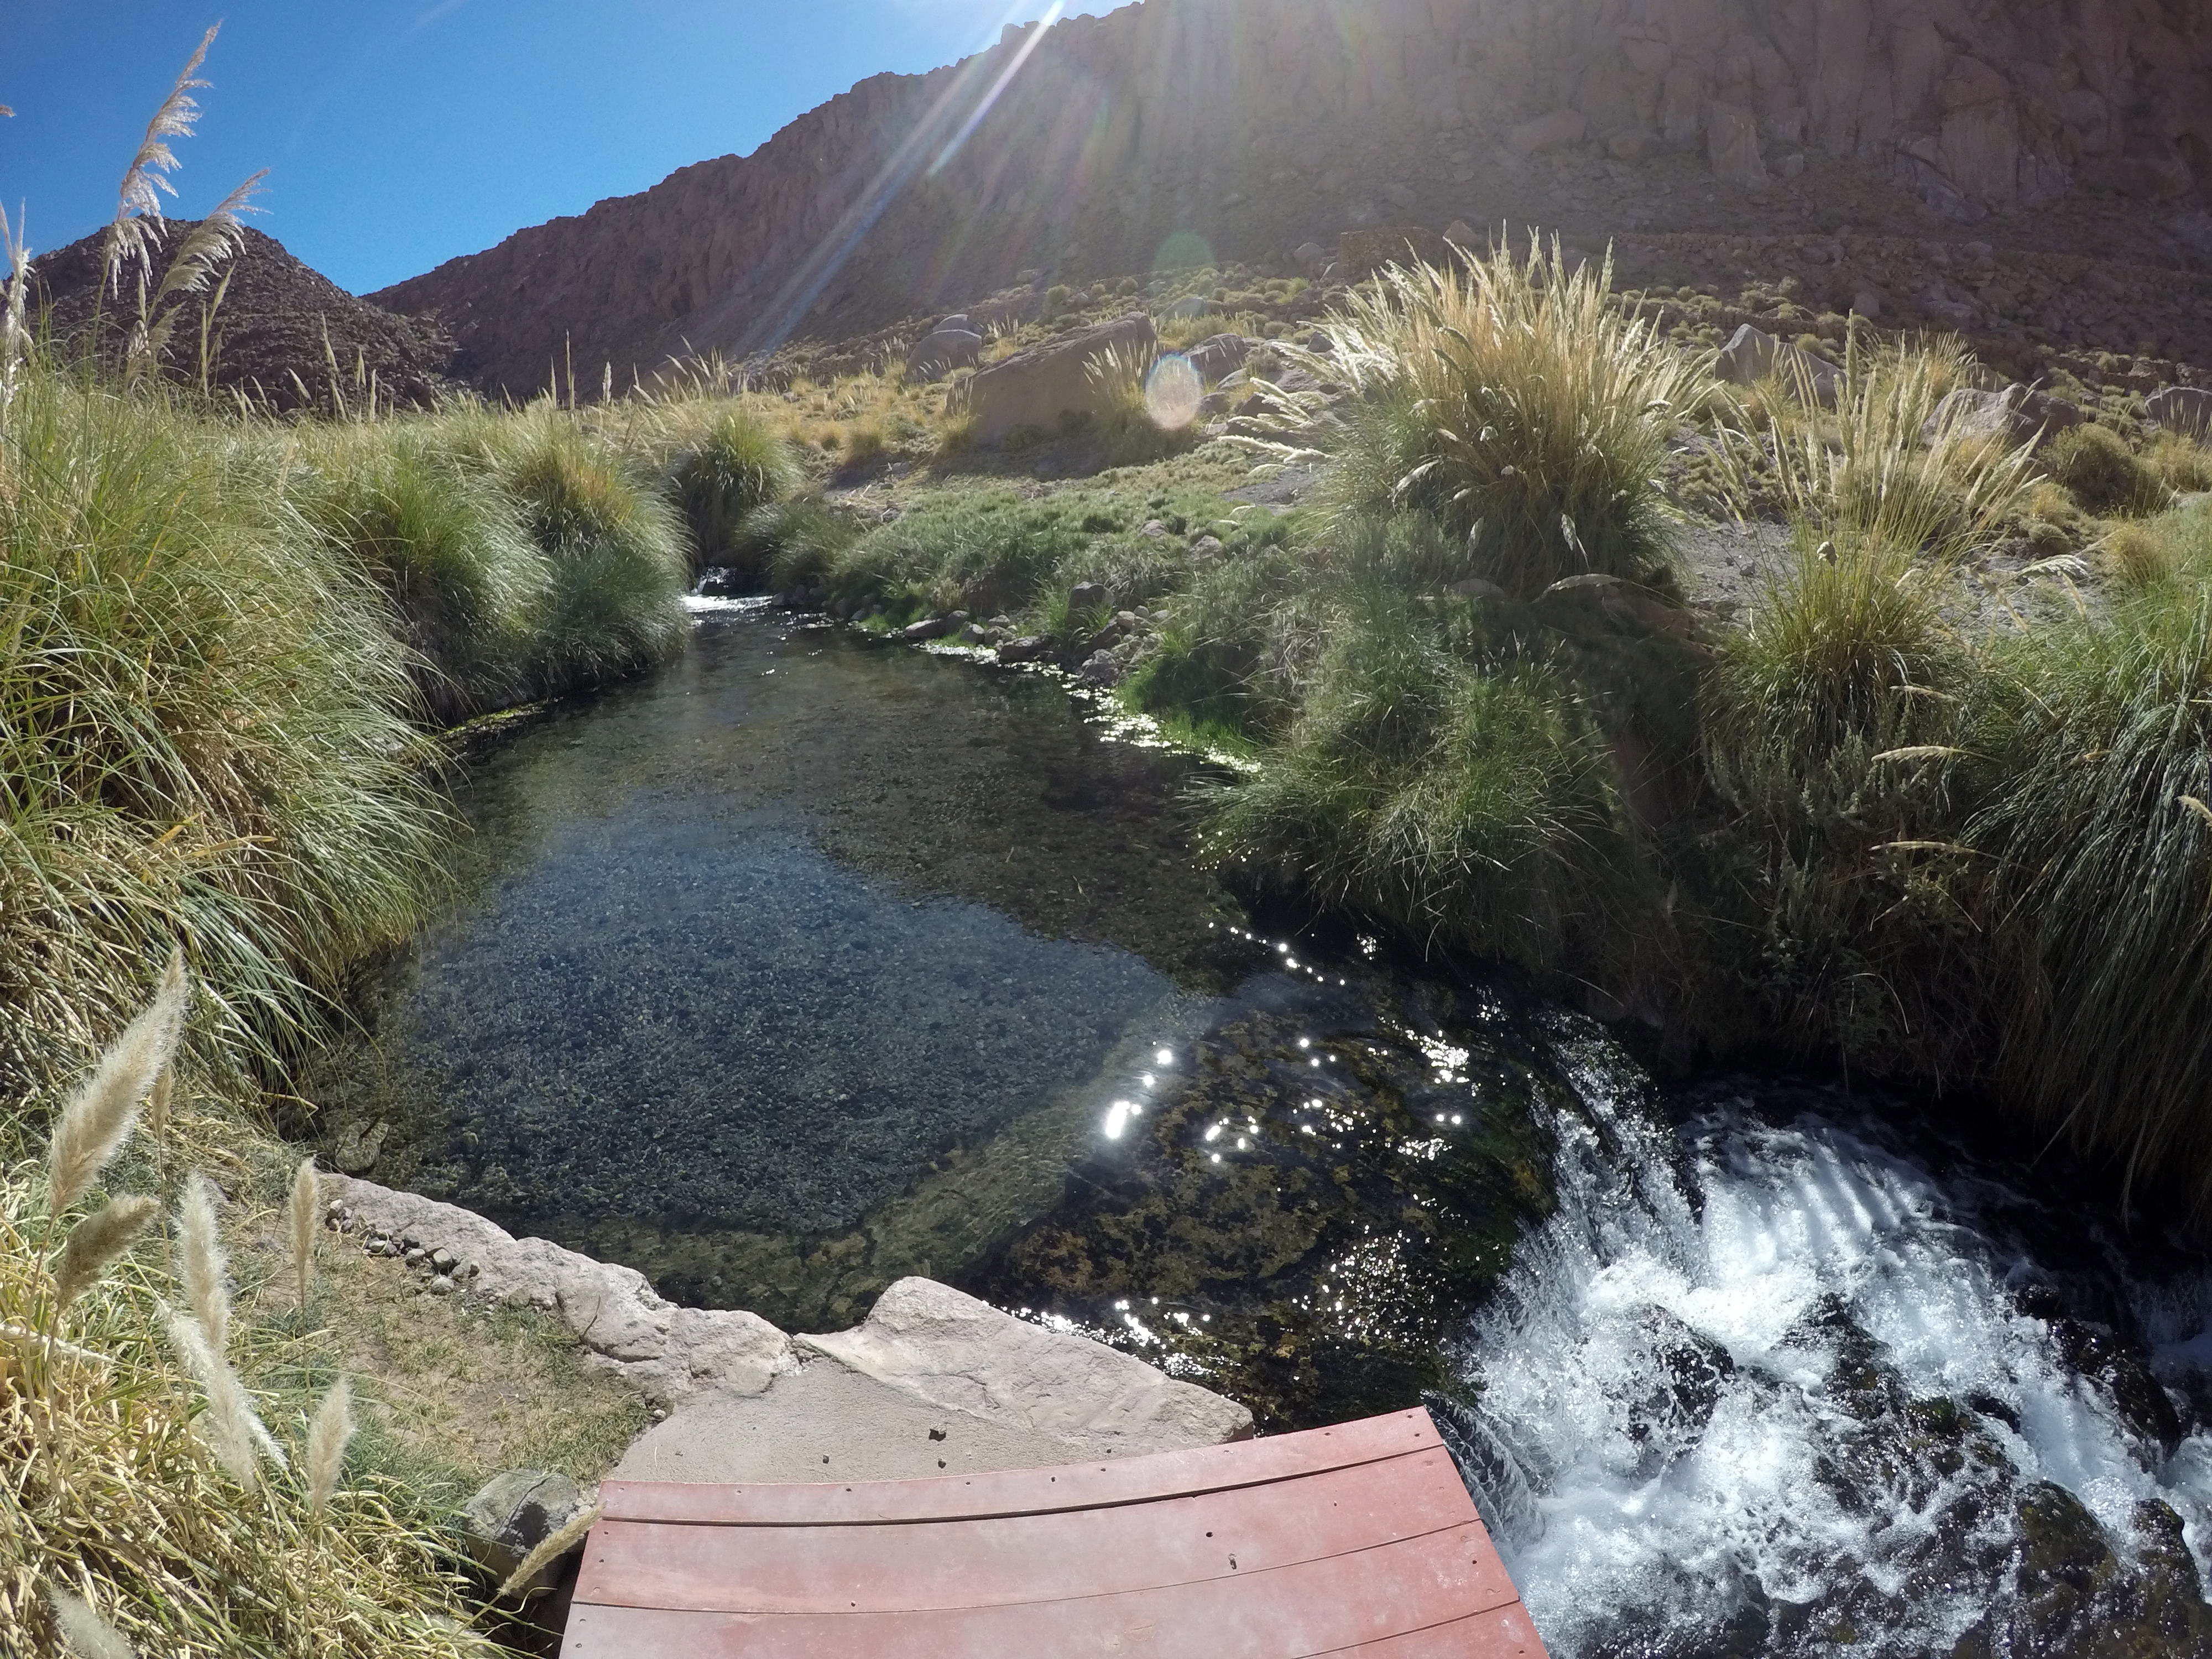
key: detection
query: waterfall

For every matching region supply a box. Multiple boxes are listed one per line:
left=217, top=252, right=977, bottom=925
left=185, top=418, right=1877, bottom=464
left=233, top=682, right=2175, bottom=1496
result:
left=1453, top=1018, right=2212, bottom=1657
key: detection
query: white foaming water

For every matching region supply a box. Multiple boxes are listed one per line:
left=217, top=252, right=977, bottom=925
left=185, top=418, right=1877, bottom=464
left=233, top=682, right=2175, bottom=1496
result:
left=1459, top=1024, right=2212, bottom=1656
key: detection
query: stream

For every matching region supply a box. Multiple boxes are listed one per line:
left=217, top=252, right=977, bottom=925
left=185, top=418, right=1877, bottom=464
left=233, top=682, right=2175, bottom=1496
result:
left=310, top=600, right=2212, bottom=1656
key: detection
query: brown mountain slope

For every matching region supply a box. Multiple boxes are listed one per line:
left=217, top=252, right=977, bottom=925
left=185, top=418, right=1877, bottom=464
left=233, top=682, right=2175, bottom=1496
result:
left=370, top=0, right=2212, bottom=398
left=32, top=223, right=454, bottom=410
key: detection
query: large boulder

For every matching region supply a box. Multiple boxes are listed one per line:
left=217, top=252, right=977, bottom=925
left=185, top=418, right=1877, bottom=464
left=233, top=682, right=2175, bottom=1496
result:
left=1509, top=108, right=1587, bottom=155
left=1923, top=383, right=2083, bottom=448
left=905, top=328, right=983, bottom=383
left=1718, top=324, right=1838, bottom=405
left=1185, top=332, right=1251, bottom=383
left=948, top=312, right=1156, bottom=445
left=2147, top=387, right=2212, bottom=441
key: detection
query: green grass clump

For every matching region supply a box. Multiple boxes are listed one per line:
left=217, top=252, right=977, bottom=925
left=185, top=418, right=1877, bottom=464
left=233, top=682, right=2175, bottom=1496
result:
left=1968, top=567, right=2212, bottom=1201
left=298, top=424, right=548, bottom=723
left=1287, top=241, right=1699, bottom=596
left=1205, top=586, right=1645, bottom=979
left=469, top=408, right=690, bottom=696
left=0, top=367, right=450, bottom=1103
left=2044, top=422, right=2170, bottom=518
left=668, top=406, right=801, bottom=580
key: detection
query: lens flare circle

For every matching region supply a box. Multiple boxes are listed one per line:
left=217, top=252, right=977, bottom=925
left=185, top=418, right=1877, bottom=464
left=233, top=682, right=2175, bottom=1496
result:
left=1144, top=353, right=1203, bottom=430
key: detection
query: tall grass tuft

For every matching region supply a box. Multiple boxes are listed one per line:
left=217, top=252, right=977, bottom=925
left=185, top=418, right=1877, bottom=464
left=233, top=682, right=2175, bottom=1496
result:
left=1254, top=241, right=1699, bottom=596
left=296, top=423, right=549, bottom=722
left=306, top=1374, right=354, bottom=1519
left=1, top=362, right=450, bottom=1108
left=176, top=1173, right=231, bottom=1355
left=44, top=949, right=186, bottom=1213
left=1756, top=336, right=2039, bottom=565
left=1968, top=577, right=2212, bottom=1203
left=469, top=406, right=690, bottom=695
left=2044, top=422, right=2169, bottom=518
left=286, top=1156, right=319, bottom=1310
left=49, top=1589, right=135, bottom=1659
left=669, top=406, right=801, bottom=580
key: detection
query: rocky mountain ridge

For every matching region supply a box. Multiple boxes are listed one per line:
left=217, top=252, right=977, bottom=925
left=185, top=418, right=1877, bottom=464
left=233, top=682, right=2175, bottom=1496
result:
left=371, top=0, right=2211, bottom=398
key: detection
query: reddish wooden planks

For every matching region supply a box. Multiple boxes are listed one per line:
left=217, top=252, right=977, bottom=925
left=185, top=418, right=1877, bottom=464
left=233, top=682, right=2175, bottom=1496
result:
left=566, top=1408, right=1550, bottom=1659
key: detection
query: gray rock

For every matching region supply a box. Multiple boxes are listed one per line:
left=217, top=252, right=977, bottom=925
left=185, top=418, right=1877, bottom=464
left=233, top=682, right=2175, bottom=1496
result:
left=948, top=312, right=1158, bottom=445
left=1292, top=241, right=1328, bottom=269
left=1160, top=295, right=1213, bottom=322
left=1190, top=535, right=1225, bottom=557
left=2147, top=385, right=2212, bottom=440
left=461, top=1469, right=583, bottom=1591
left=1924, top=383, right=2083, bottom=449
left=936, top=313, right=971, bottom=333
left=328, top=1176, right=795, bottom=1408
left=1717, top=324, right=1837, bottom=405
left=1185, top=332, right=1251, bottom=384
left=1851, top=287, right=1886, bottom=321
left=800, top=1277, right=1251, bottom=1451
left=332, top=1118, right=387, bottom=1175
left=959, top=624, right=989, bottom=645
left=1076, top=650, right=1124, bottom=688
left=995, top=635, right=1051, bottom=664
left=1068, top=581, right=1108, bottom=612
left=897, top=615, right=957, bottom=644
left=1449, top=576, right=1508, bottom=600
left=905, top=328, right=984, bottom=384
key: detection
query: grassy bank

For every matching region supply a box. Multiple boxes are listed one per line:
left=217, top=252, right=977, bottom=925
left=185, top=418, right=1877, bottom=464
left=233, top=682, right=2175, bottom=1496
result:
left=0, top=352, right=750, bottom=1652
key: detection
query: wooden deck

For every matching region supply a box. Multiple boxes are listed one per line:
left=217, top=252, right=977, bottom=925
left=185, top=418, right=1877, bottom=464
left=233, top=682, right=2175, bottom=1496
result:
left=566, top=1407, right=1550, bottom=1657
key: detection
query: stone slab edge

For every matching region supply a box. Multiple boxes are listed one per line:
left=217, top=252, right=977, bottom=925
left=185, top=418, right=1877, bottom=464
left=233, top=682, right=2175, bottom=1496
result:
left=798, top=1276, right=1254, bottom=1452
left=326, top=1182, right=1255, bottom=1452
left=327, top=1176, right=794, bottom=1409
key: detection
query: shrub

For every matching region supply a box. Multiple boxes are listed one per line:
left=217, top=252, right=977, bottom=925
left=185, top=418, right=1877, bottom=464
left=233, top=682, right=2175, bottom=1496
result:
left=2044, top=422, right=2169, bottom=517
left=669, top=406, right=800, bottom=579
left=298, top=423, right=548, bottom=723
left=1270, top=241, right=1701, bottom=597
left=750, top=497, right=866, bottom=596
left=2146, top=430, right=2212, bottom=496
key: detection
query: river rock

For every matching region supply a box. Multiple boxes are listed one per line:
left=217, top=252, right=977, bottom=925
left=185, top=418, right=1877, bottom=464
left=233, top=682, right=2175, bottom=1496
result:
left=1068, top=580, right=1108, bottom=612
left=800, top=1277, right=1251, bottom=1450
left=2147, top=386, right=2212, bottom=440
left=461, top=1469, right=584, bottom=1589
left=1076, top=650, right=1124, bottom=688
left=995, top=634, right=1051, bottom=664
left=948, top=313, right=1156, bottom=445
left=1717, top=324, right=1837, bottom=405
left=327, top=1176, right=794, bottom=1407
left=897, top=614, right=958, bottom=643
left=904, top=327, right=983, bottom=383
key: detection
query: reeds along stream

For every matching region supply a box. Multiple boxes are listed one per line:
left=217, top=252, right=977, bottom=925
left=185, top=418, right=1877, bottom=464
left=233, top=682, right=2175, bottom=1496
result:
left=316, top=599, right=2212, bottom=1657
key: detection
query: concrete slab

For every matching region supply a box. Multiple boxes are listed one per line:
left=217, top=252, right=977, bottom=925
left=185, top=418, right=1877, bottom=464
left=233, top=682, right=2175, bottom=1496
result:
left=614, top=1354, right=1109, bottom=1485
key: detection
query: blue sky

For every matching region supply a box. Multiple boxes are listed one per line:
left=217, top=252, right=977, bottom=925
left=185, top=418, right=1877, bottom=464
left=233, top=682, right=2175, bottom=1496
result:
left=3, top=2, right=1114, bottom=296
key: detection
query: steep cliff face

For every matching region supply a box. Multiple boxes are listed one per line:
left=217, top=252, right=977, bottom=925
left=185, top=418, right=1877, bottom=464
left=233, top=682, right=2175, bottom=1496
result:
left=371, top=0, right=2212, bottom=396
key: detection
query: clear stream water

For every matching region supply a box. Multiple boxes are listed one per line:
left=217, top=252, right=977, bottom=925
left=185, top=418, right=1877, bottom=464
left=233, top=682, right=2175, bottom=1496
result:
left=315, top=601, right=2212, bottom=1656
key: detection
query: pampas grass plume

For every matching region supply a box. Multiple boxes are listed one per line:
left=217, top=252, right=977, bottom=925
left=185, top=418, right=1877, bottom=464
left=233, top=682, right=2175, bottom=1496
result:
left=145, top=1064, right=174, bottom=1144
left=306, top=1375, right=355, bottom=1518
left=177, top=1171, right=229, bottom=1355
left=51, top=1194, right=160, bottom=1308
left=286, top=1156, right=320, bottom=1310
left=49, top=1587, right=137, bottom=1659
left=162, top=1302, right=279, bottom=1488
left=46, top=946, right=189, bottom=1214
left=497, top=1504, right=603, bottom=1600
